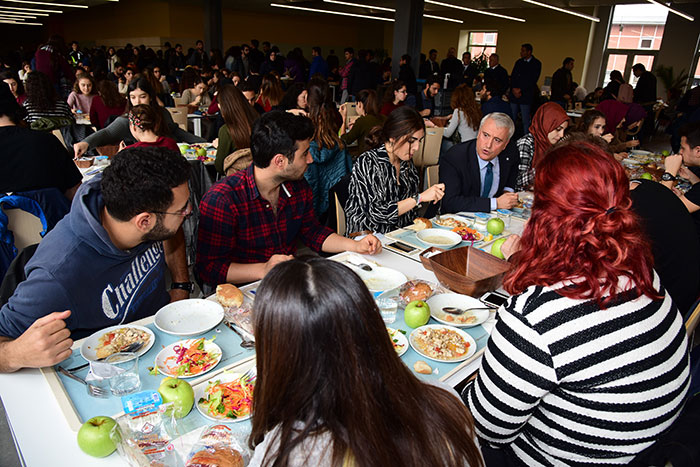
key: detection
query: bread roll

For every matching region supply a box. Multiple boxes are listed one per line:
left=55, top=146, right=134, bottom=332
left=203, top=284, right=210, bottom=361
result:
left=400, top=281, right=433, bottom=303
left=187, top=447, right=243, bottom=467
left=414, top=360, right=432, bottom=374
left=412, top=217, right=433, bottom=231
left=216, top=284, right=244, bottom=308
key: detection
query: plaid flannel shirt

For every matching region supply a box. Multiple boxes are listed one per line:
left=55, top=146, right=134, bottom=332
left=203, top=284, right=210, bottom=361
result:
left=195, top=164, right=333, bottom=286
left=516, top=133, right=535, bottom=191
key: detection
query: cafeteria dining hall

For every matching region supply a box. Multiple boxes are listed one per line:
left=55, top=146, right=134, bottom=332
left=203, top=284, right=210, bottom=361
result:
left=2, top=0, right=700, bottom=464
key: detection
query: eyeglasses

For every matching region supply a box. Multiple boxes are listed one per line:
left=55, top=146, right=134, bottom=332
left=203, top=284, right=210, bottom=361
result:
left=152, top=200, right=193, bottom=218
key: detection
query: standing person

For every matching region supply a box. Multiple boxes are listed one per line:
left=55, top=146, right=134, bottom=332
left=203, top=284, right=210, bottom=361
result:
left=509, top=43, right=542, bottom=131
left=419, top=48, right=440, bottom=80
left=340, top=89, right=384, bottom=155
left=68, top=41, right=87, bottom=68
left=479, top=80, right=512, bottom=118
left=106, top=47, right=118, bottom=74
left=89, top=79, right=126, bottom=130
left=34, top=35, right=74, bottom=98
left=309, top=46, right=329, bottom=80
left=249, top=257, right=484, bottom=467
left=632, top=63, right=657, bottom=140
left=169, top=44, right=187, bottom=78
left=339, top=47, right=355, bottom=104
left=440, top=47, right=462, bottom=90
left=187, top=40, right=209, bottom=70
left=483, top=53, right=508, bottom=97
left=345, top=106, right=445, bottom=234
left=461, top=51, right=479, bottom=88
left=214, top=84, right=259, bottom=175
left=550, top=57, right=575, bottom=108
left=66, top=73, right=96, bottom=115
left=305, top=79, right=352, bottom=220
left=380, top=80, right=407, bottom=116
left=443, top=83, right=482, bottom=144
left=515, top=102, right=569, bottom=191
left=195, top=111, right=381, bottom=286
left=122, top=104, right=179, bottom=152
left=465, top=140, right=690, bottom=466
left=398, top=54, right=418, bottom=104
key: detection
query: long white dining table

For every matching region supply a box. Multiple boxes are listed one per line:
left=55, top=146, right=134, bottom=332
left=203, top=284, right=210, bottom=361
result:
left=0, top=220, right=525, bottom=466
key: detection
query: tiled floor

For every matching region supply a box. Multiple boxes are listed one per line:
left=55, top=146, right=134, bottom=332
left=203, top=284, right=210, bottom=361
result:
left=0, top=399, right=22, bottom=467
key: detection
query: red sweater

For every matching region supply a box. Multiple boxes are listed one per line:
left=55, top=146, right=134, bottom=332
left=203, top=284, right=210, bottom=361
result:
left=126, top=136, right=180, bottom=152
left=90, top=96, right=126, bottom=130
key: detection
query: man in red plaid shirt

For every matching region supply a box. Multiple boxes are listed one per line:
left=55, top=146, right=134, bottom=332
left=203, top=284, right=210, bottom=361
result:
left=196, top=111, right=381, bottom=286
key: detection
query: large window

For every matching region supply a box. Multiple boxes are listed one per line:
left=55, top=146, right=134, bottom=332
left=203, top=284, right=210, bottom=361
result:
left=467, top=32, right=497, bottom=59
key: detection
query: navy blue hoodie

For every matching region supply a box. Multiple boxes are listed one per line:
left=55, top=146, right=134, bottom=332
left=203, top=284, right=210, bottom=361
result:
left=0, top=176, right=170, bottom=340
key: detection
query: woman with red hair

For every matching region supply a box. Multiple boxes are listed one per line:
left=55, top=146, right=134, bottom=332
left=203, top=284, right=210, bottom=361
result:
left=465, top=141, right=690, bottom=466
left=515, top=102, right=569, bottom=191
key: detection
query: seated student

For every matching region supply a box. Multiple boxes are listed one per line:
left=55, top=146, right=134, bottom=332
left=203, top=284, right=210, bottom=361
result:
left=196, top=111, right=381, bottom=286
left=479, top=80, right=512, bottom=119
left=255, top=73, right=284, bottom=113
left=515, top=102, right=569, bottom=191
left=249, top=257, right=484, bottom=467
left=238, top=80, right=266, bottom=115
left=272, top=82, right=307, bottom=115
left=345, top=107, right=445, bottom=233
left=1, top=70, right=26, bottom=105
left=0, top=84, right=81, bottom=199
left=74, top=77, right=204, bottom=157
left=66, top=73, right=96, bottom=115
left=214, top=84, right=259, bottom=175
left=0, top=147, right=192, bottom=372
left=415, top=77, right=441, bottom=118
left=122, top=104, right=179, bottom=152
left=339, top=89, right=385, bottom=155
left=22, top=71, right=74, bottom=125
left=443, top=83, right=481, bottom=144
left=662, top=122, right=700, bottom=247
left=440, top=112, right=519, bottom=213
left=380, top=80, right=407, bottom=116
left=89, top=79, right=126, bottom=130
left=465, top=141, right=690, bottom=466
left=181, top=77, right=212, bottom=112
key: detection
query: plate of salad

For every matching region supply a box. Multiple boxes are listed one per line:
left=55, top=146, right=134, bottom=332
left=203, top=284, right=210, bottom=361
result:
left=387, top=327, right=408, bottom=357
left=155, top=337, right=222, bottom=378
left=195, top=368, right=256, bottom=422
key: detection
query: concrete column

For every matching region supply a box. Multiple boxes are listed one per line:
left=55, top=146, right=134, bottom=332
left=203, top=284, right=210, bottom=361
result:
left=581, top=5, right=612, bottom=90
left=204, top=0, right=223, bottom=53
left=391, top=0, right=424, bottom=78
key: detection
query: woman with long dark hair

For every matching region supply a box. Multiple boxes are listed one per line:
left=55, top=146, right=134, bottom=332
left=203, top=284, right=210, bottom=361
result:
left=304, top=79, right=351, bottom=219
left=0, top=70, right=26, bottom=105
left=249, top=257, right=484, bottom=467
left=89, top=79, right=126, bottom=130
left=274, top=82, right=307, bottom=115
left=74, top=77, right=204, bottom=157
left=256, top=73, right=284, bottom=113
left=213, top=84, right=259, bottom=175
left=380, top=80, right=407, bottom=116
left=465, top=141, right=690, bottom=466
left=22, top=70, right=74, bottom=124
left=339, top=88, right=384, bottom=154
left=345, top=106, right=444, bottom=233
left=443, top=83, right=481, bottom=143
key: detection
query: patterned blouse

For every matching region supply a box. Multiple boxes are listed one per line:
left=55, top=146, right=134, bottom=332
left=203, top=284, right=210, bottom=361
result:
left=345, top=145, right=420, bottom=234
left=516, top=132, right=535, bottom=191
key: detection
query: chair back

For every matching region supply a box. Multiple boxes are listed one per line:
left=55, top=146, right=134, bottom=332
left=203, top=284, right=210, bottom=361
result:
left=421, top=127, right=444, bottom=167
left=425, top=165, right=439, bottom=189
left=686, top=301, right=700, bottom=337
left=334, top=192, right=346, bottom=237
left=167, top=107, right=187, bottom=131
left=173, top=96, right=187, bottom=107
left=2, top=207, right=44, bottom=251
left=52, top=129, right=67, bottom=148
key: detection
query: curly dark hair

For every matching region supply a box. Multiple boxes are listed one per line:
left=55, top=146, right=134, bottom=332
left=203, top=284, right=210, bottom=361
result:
left=101, top=146, right=191, bottom=221
left=24, top=71, right=57, bottom=112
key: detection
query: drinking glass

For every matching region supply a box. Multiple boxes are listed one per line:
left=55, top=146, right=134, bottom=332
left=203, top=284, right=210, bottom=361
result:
left=106, top=352, right=141, bottom=396
left=376, top=297, right=398, bottom=324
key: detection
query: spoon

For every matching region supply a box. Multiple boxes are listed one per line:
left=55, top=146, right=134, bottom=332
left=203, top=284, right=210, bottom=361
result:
left=442, top=307, right=493, bottom=315
left=345, top=256, right=373, bottom=271
left=225, top=321, right=256, bottom=349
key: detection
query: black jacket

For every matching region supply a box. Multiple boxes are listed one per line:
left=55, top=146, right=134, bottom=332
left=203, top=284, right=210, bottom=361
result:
left=484, top=65, right=509, bottom=96
left=439, top=138, right=520, bottom=213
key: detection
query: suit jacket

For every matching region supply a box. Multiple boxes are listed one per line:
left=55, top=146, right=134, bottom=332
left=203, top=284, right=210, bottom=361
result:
left=439, top=138, right=519, bottom=213
left=484, top=65, right=509, bottom=96
left=509, top=56, right=542, bottom=104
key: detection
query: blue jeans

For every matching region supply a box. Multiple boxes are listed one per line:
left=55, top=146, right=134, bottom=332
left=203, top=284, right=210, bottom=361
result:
left=510, top=103, right=531, bottom=132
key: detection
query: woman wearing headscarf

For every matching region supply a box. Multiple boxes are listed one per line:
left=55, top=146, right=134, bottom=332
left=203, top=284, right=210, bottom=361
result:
left=515, top=102, right=569, bottom=191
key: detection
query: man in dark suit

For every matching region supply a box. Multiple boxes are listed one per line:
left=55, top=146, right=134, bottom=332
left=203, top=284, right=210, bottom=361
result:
left=484, top=53, right=509, bottom=97
left=509, top=43, right=542, bottom=131
left=419, top=49, right=440, bottom=80
left=440, top=112, right=520, bottom=213
left=461, top=52, right=479, bottom=88
left=440, top=47, right=463, bottom=90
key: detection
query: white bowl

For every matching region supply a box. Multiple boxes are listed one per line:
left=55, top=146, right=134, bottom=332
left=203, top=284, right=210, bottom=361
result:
left=427, top=293, right=491, bottom=328
left=154, top=299, right=224, bottom=336
left=355, top=266, right=408, bottom=293
left=416, top=228, right=462, bottom=248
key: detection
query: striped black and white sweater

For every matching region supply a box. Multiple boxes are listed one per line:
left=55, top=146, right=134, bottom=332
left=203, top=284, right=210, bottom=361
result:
left=23, top=99, right=74, bottom=124
left=465, top=274, right=689, bottom=466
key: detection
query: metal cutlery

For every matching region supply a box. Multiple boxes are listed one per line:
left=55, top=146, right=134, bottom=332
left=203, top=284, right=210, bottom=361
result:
left=57, top=366, right=108, bottom=398
left=442, top=306, right=493, bottom=316
left=224, top=321, right=256, bottom=349
left=66, top=341, right=144, bottom=372
left=345, top=255, right=373, bottom=271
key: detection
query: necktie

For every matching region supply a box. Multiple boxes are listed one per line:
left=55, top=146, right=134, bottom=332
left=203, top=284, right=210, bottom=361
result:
left=482, top=162, right=493, bottom=198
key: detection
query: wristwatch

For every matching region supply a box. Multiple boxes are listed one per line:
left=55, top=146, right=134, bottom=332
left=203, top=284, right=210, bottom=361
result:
left=661, top=172, right=677, bottom=182
left=170, top=282, right=194, bottom=293
left=412, top=193, right=422, bottom=208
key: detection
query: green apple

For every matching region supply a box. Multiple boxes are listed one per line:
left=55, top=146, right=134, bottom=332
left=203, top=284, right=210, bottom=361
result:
left=195, top=147, right=207, bottom=158
left=662, top=150, right=670, bottom=156
left=491, top=237, right=508, bottom=259
left=486, top=217, right=505, bottom=235
left=404, top=300, right=430, bottom=328
left=640, top=172, right=653, bottom=180
left=158, top=377, right=194, bottom=418
left=178, top=144, right=189, bottom=155
left=77, top=416, right=118, bottom=458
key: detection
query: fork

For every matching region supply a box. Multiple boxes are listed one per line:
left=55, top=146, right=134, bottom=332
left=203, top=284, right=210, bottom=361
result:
left=57, top=366, right=109, bottom=398
left=66, top=341, right=144, bottom=372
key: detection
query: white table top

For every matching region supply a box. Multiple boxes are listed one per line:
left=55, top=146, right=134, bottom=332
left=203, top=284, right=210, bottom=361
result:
left=0, top=232, right=516, bottom=465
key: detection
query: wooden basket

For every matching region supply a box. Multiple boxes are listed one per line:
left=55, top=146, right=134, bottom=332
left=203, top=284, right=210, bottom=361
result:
left=419, top=246, right=511, bottom=297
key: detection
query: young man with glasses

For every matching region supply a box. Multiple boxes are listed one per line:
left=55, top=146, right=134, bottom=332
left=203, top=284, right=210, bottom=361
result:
left=0, top=147, right=192, bottom=372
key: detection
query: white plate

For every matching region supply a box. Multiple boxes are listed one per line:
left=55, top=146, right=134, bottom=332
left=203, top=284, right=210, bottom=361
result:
left=155, top=338, right=222, bottom=378
left=195, top=370, right=255, bottom=422
left=432, top=214, right=472, bottom=229
left=427, top=293, right=491, bottom=328
left=387, top=327, right=408, bottom=357
left=416, top=228, right=462, bottom=248
left=354, top=266, right=408, bottom=293
left=409, top=324, right=477, bottom=363
left=630, top=149, right=652, bottom=156
left=80, top=325, right=155, bottom=362
left=154, top=299, right=224, bottom=336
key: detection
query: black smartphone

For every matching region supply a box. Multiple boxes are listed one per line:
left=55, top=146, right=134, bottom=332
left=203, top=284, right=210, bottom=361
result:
left=386, top=241, right=418, bottom=254
left=479, top=291, right=508, bottom=308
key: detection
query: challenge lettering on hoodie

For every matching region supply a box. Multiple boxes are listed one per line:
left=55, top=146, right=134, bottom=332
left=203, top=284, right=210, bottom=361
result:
left=101, top=242, right=164, bottom=321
